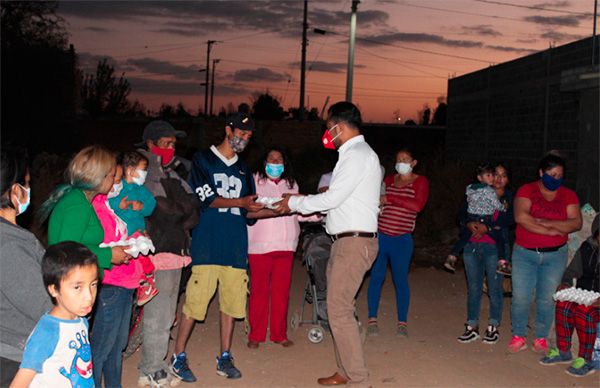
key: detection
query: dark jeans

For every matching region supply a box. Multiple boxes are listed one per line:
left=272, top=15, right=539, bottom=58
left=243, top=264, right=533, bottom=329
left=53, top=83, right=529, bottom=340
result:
left=90, top=285, right=135, bottom=388
left=451, top=214, right=507, bottom=261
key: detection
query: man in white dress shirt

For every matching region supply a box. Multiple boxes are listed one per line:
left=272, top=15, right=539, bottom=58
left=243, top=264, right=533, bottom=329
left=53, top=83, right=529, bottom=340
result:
left=278, top=101, right=381, bottom=386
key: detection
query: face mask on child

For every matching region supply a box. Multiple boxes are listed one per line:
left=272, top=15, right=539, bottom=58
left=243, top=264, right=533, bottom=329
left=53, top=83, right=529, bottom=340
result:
left=15, top=184, right=31, bottom=215
left=132, top=170, right=147, bottom=186
left=108, top=181, right=123, bottom=199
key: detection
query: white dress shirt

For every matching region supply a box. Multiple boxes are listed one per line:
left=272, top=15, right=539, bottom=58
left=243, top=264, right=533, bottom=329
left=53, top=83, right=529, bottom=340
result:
left=288, top=135, right=381, bottom=234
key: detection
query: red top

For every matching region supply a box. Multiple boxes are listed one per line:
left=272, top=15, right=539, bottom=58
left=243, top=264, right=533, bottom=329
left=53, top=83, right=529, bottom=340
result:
left=378, top=175, right=429, bottom=236
left=515, top=181, right=579, bottom=248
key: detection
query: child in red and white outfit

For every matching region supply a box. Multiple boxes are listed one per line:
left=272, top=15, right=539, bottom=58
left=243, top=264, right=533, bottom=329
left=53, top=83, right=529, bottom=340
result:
left=109, top=151, right=158, bottom=306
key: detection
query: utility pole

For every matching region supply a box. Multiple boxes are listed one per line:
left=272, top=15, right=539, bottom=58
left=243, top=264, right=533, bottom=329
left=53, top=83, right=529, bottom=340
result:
left=345, top=0, right=359, bottom=102
left=204, top=40, right=216, bottom=116
left=593, top=0, right=598, bottom=65
left=210, top=59, right=220, bottom=116
left=299, top=0, right=308, bottom=121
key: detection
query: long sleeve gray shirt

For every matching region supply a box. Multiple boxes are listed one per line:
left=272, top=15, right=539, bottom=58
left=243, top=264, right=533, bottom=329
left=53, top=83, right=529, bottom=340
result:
left=0, top=217, right=53, bottom=362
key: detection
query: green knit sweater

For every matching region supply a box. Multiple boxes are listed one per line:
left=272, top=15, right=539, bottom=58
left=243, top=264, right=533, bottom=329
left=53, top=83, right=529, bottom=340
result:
left=48, top=188, right=112, bottom=271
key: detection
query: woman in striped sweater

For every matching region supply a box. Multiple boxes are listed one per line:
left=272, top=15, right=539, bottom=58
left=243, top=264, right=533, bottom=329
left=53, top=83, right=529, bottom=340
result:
left=366, top=148, right=429, bottom=337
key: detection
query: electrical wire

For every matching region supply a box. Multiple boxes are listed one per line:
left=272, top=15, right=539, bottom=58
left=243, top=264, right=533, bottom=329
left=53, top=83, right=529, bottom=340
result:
left=473, top=0, right=592, bottom=16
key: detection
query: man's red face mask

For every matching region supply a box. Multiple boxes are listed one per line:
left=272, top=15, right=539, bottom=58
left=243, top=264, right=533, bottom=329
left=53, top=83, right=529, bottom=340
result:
left=322, top=124, right=341, bottom=150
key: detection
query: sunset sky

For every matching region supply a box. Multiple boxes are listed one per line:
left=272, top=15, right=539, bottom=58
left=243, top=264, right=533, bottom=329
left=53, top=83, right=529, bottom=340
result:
left=57, top=0, right=595, bottom=123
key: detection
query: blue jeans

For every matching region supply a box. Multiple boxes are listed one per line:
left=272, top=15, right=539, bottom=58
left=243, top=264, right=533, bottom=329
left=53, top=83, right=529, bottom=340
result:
left=463, top=242, right=504, bottom=327
left=91, top=285, right=134, bottom=388
left=511, top=243, right=568, bottom=339
left=367, top=233, right=413, bottom=322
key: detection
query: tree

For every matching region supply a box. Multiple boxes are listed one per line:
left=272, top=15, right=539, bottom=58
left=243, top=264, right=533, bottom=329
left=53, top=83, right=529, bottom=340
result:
left=287, top=107, right=320, bottom=121
left=431, top=96, right=447, bottom=126
left=175, top=102, right=192, bottom=118
left=1, top=1, right=76, bottom=152
left=1, top=1, right=68, bottom=49
left=420, top=104, right=431, bottom=125
left=432, top=103, right=447, bottom=125
left=81, top=59, right=132, bottom=116
left=251, top=92, right=285, bottom=120
left=158, top=104, right=175, bottom=118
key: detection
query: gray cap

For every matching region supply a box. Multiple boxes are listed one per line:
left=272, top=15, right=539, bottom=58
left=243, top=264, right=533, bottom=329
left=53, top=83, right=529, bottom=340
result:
left=135, top=120, right=186, bottom=147
left=226, top=112, right=255, bottom=132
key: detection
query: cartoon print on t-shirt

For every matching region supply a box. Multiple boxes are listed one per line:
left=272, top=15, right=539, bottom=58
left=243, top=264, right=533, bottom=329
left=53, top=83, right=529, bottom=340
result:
left=59, top=331, right=93, bottom=388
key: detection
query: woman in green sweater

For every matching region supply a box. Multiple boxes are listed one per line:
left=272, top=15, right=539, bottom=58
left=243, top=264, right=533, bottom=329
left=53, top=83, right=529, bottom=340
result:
left=39, top=145, right=130, bottom=272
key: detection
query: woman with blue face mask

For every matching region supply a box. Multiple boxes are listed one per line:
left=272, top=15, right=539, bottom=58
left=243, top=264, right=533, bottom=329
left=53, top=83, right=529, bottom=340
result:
left=509, top=152, right=582, bottom=356
left=246, top=147, right=319, bottom=349
left=0, top=147, right=53, bottom=386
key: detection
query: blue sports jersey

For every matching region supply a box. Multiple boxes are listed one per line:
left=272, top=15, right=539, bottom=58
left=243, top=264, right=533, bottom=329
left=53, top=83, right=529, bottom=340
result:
left=189, top=146, right=256, bottom=268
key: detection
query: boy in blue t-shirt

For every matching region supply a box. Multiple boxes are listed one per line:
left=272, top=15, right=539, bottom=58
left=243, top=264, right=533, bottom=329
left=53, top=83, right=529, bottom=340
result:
left=10, top=241, right=99, bottom=388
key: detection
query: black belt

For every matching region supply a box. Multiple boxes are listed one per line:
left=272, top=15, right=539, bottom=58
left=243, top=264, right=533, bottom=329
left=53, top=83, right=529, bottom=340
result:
left=525, top=244, right=565, bottom=253
left=331, top=232, right=378, bottom=241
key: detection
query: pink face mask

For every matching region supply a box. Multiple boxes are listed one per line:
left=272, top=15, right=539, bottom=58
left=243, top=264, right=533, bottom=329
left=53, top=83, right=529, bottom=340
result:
left=322, top=124, right=341, bottom=150
left=151, top=146, right=175, bottom=166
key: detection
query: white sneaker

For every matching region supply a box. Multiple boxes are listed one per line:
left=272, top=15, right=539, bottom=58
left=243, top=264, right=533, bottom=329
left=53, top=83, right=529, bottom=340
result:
left=138, top=370, right=180, bottom=387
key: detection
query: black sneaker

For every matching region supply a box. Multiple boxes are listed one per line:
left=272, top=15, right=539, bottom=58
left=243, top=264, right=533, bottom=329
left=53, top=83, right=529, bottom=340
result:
left=482, top=325, right=499, bottom=344
left=170, top=352, right=197, bottom=382
left=216, top=352, right=241, bottom=379
left=457, top=325, right=479, bottom=343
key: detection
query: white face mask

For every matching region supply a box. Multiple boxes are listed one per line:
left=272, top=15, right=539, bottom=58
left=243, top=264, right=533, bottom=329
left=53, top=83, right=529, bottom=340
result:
left=132, top=169, right=147, bottom=186
left=108, top=181, right=123, bottom=199
left=395, top=162, right=412, bottom=175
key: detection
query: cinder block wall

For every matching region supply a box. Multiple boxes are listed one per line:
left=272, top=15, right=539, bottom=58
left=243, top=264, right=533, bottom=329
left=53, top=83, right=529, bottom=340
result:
left=446, top=37, right=598, bottom=206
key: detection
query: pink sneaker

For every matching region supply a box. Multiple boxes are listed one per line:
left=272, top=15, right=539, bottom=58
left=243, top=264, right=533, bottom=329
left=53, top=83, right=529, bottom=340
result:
left=532, top=338, right=548, bottom=354
left=137, top=280, right=158, bottom=306
left=507, top=336, right=527, bottom=353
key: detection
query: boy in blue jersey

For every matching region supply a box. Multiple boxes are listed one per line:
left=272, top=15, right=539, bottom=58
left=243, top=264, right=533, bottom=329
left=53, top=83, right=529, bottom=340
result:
left=169, top=112, right=264, bottom=382
left=10, top=242, right=98, bottom=388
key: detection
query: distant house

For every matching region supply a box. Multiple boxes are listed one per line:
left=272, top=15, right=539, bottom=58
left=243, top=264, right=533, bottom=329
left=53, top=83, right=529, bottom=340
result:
left=446, top=37, right=599, bottom=208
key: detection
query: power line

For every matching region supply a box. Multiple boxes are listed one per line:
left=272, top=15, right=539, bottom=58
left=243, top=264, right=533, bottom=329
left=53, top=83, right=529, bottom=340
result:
left=112, top=42, right=198, bottom=59
left=357, top=46, right=449, bottom=78
left=399, top=2, right=591, bottom=31
left=473, top=0, right=592, bottom=16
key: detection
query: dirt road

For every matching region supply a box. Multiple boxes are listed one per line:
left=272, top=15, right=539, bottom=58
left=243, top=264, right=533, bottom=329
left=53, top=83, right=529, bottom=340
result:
left=121, top=263, right=598, bottom=387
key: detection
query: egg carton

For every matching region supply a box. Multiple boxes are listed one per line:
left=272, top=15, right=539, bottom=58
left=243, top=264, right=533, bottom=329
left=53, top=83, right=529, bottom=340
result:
left=256, top=197, right=283, bottom=210
left=553, top=287, right=600, bottom=307
left=100, top=235, right=155, bottom=258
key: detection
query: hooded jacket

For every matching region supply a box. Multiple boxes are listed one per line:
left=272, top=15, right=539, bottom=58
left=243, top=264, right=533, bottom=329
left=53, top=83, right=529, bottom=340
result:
left=562, top=214, right=600, bottom=292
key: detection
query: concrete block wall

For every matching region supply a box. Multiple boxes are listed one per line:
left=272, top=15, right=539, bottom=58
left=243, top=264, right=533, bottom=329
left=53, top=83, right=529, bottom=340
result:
left=447, top=37, right=598, bottom=205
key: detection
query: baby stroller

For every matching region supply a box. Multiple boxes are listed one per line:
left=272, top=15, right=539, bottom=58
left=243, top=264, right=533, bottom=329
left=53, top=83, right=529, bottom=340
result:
left=290, top=223, right=332, bottom=343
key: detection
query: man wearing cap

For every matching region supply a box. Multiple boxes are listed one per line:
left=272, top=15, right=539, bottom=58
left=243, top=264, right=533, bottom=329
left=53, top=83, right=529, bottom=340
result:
left=169, top=112, right=264, bottom=382
left=135, top=120, right=200, bottom=387
left=277, top=102, right=381, bottom=386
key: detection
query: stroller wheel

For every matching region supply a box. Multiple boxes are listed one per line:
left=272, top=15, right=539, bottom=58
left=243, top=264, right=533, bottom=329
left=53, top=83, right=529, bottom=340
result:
left=308, top=326, right=324, bottom=344
left=290, top=312, right=300, bottom=331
